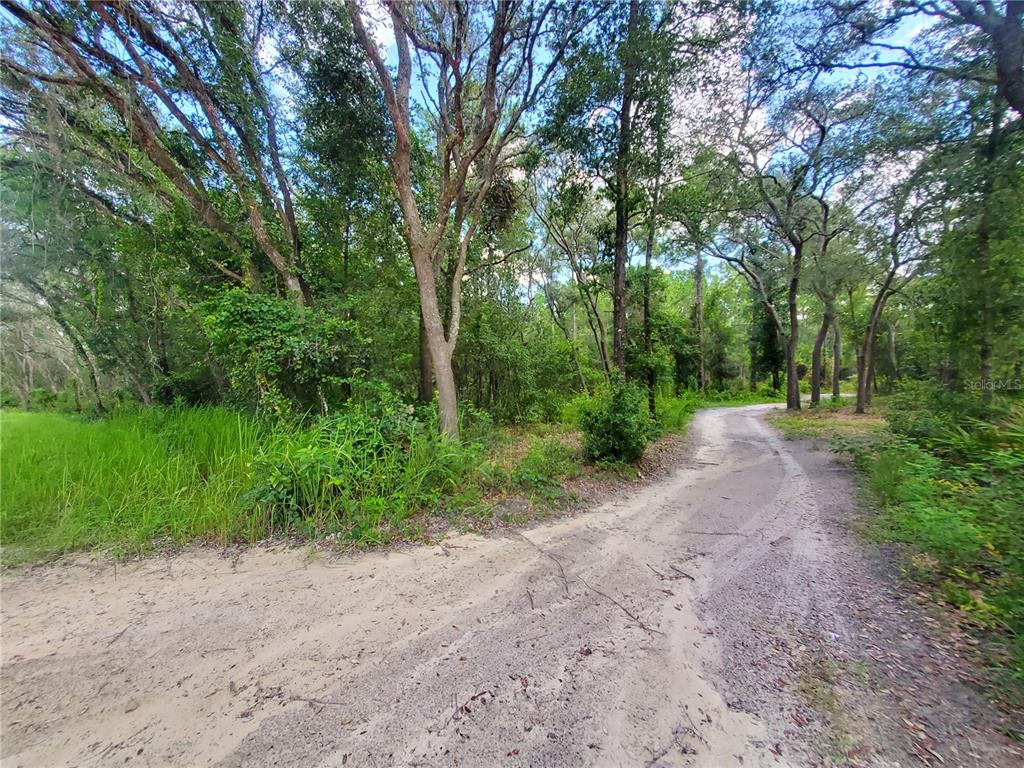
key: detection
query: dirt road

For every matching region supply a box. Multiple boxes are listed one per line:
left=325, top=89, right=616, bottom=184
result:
left=1, top=405, right=1017, bottom=767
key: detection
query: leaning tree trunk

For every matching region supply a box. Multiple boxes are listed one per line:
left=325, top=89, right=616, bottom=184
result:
left=856, top=264, right=898, bottom=414
left=27, top=278, right=105, bottom=413
left=810, top=301, right=834, bottom=407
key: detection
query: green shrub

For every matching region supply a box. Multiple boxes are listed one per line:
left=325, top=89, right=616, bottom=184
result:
left=654, top=393, right=697, bottom=432
left=247, top=396, right=481, bottom=541
left=512, top=438, right=579, bottom=487
left=201, top=289, right=360, bottom=416
left=560, top=392, right=593, bottom=426
left=579, top=379, right=654, bottom=464
left=509, top=437, right=581, bottom=506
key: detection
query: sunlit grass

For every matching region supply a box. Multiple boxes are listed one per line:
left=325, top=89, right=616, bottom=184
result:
left=767, top=401, right=888, bottom=440
left=0, top=407, right=265, bottom=563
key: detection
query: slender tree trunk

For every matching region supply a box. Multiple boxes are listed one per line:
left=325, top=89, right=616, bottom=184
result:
left=544, top=290, right=589, bottom=392
left=612, top=0, right=639, bottom=372
left=887, top=321, right=899, bottom=388
left=978, top=223, right=995, bottom=404
left=856, top=260, right=898, bottom=413
left=831, top=318, right=842, bottom=399
left=810, top=301, right=834, bottom=406
left=153, top=287, right=171, bottom=377
left=859, top=306, right=884, bottom=412
left=642, top=170, right=662, bottom=416
left=785, top=248, right=802, bottom=410
left=579, top=288, right=611, bottom=377
left=133, top=377, right=152, bottom=405
left=27, top=279, right=105, bottom=413
left=978, top=101, right=1002, bottom=403
left=694, top=250, right=706, bottom=393
left=206, top=353, right=228, bottom=397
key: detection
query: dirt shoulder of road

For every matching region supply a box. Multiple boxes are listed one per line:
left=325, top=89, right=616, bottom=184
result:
left=2, top=406, right=1020, bottom=768
left=725, top=414, right=1022, bottom=766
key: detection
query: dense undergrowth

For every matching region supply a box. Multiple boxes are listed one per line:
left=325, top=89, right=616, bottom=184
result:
left=0, top=386, right=781, bottom=564
left=773, top=384, right=1024, bottom=697
left=849, top=386, right=1023, bottom=689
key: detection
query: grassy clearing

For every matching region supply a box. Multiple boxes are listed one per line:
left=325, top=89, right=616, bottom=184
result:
left=770, top=385, right=1024, bottom=702
left=767, top=400, right=888, bottom=441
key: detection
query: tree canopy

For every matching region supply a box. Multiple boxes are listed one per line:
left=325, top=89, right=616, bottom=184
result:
left=1, top=0, right=1020, bottom=427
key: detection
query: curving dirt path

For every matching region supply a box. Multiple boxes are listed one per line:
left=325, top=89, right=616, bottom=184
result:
left=1, top=405, right=1018, bottom=767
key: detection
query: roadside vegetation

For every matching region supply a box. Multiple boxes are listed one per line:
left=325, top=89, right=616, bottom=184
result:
left=0, top=387, right=778, bottom=564
left=770, top=386, right=1024, bottom=703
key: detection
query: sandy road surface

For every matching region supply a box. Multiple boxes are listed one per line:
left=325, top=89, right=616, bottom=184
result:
left=2, top=405, right=1016, bottom=767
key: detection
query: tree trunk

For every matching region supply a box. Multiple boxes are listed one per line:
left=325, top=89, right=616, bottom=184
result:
left=854, top=346, right=867, bottom=411
left=694, top=250, right=706, bottom=393
left=612, top=0, right=639, bottom=372
left=978, top=100, right=1001, bottom=403
left=418, top=309, right=433, bottom=404
left=575, top=284, right=611, bottom=377
left=27, top=279, right=105, bottom=413
left=859, top=309, right=883, bottom=412
left=785, top=248, right=802, bottom=410
left=856, top=262, right=898, bottom=414
left=413, top=253, right=459, bottom=439
left=153, top=287, right=171, bottom=377
left=887, top=321, right=899, bottom=387
left=642, top=167, right=662, bottom=416
left=810, top=301, right=834, bottom=406
left=831, top=318, right=842, bottom=399
left=786, top=335, right=802, bottom=411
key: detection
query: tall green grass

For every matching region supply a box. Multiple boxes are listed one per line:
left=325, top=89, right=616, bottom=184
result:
left=0, top=403, right=520, bottom=561
left=0, top=407, right=264, bottom=562
left=245, top=405, right=482, bottom=543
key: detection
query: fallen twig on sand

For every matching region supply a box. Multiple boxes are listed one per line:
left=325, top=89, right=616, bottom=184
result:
left=577, top=576, right=663, bottom=635
left=516, top=533, right=570, bottom=598
left=106, top=625, right=130, bottom=646
left=669, top=565, right=695, bottom=581
left=289, top=696, right=347, bottom=711
left=646, top=563, right=668, bottom=580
